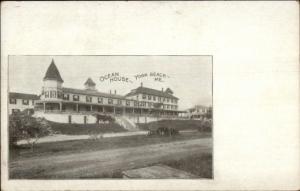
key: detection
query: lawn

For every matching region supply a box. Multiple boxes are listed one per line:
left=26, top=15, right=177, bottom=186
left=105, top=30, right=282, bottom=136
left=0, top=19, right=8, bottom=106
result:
left=10, top=131, right=211, bottom=161
left=48, top=121, right=127, bottom=135
left=137, top=119, right=211, bottom=132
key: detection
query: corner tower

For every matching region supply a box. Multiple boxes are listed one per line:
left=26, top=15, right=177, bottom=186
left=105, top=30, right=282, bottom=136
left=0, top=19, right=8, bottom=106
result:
left=42, top=59, right=64, bottom=100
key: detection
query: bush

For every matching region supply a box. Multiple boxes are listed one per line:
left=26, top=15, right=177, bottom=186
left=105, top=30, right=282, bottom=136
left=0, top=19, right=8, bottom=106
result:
left=198, top=120, right=212, bottom=132
left=148, top=126, right=179, bottom=137
left=9, top=112, right=52, bottom=151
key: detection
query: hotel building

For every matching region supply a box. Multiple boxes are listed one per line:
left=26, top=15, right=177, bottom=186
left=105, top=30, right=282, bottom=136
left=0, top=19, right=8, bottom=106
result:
left=26, top=59, right=180, bottom=124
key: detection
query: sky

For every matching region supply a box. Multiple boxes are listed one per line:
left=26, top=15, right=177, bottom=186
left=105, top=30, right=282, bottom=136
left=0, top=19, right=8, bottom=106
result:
left=9, top=55, right=212, bottom=110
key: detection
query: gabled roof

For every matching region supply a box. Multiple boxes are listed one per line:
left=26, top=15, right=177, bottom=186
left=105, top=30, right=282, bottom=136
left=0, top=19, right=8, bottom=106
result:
left=165, top=88, right=173, bottom=94
left=126, top=86, right=178, bottom=99
left=62, top=87, right=124, bottom=99
left=43, top=59, right=64, bottom=83
left=84, top=78, right=96, bottom=86
left=9, top=92, right=39, bottom=100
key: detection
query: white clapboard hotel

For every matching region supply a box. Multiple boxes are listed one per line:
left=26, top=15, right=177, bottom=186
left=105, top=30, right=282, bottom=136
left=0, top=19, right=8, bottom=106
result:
left=10, top=60, right=180, bottom=124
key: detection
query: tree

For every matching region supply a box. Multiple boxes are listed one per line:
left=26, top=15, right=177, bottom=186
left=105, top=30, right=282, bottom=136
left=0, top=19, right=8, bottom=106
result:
left=205, top=107, right=212, bottom=119
left=9, top=111, right=52, bottom=151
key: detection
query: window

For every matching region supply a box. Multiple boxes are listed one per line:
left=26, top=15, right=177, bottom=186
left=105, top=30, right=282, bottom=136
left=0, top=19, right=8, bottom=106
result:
left=148, top=95, right=152, bottom=100
left=45, top=91, right=49, bottom=98
left=139, top=101, right=146, bottom=107
left=126, top=100, right=130, bottom=106
left=167, top=99, right=169, bottom=103
left=117, top=99, right=122, bottom=105
left=148, top=102, right=152, bottom=107
left=158, top=97, right=161, bottom=102
left=32, top=100, right=34, bottom=105
left=73, top=95, right=79, bottom=101
left=134, top=101, right=138, bottom=107
left=50, top=91, right=56, bottom=98
left=22, top=99, right=29, bottom=105
left=142, top=94, right=146, bottom=99
left=163, top=98, right=165, bottom=102
left=153, top=96, right=156, bottom=101
left=86, top=96, right=92, bottom=102
left=108, top=99, right=113, bottom=104
left=98, top=97, right=103, bottom=103
left=9, top=98, right=16, bottom=104
left=63, top=94, right=69, bottom=100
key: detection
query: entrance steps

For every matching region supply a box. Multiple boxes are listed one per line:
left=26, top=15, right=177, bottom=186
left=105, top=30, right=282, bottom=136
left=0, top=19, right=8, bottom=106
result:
left=115, top=116, right=139, bottom=131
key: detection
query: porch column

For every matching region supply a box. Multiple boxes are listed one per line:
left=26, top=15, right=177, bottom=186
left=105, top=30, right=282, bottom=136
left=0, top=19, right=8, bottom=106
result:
left=113, top=107, right=116, bottom=114
left=90, top=105, right=93, bottom=111
left=59, top=102, right=62, bottom=111
left=76, top=104, right=79, bottom=112
left=102, top=106, right=105, bottom=113
left=43, top=102, right=46, bottom=112
left=123, top=107, right=125, bottom=115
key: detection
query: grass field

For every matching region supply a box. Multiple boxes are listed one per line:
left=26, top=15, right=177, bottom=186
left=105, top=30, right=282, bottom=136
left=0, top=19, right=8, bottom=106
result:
left=10, top=120, right=212, bottom=179
left=137, top=119, right=211, bottom=131
left=85, top=152, right=212, bottom=179
left=161, top=152, right=212, bottom=178
left=10, top=132, right=211, bottom=161
left=10, top=136, right=212, bottom=179
left=49, top=121, right=127, bottom=135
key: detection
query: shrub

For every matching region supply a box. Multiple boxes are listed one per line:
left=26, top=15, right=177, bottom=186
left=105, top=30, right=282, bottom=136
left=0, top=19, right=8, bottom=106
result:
left=9, top=112, right=52, bottom=151
left=148, top=126, right=179, bottom=137
left=198, top=120, right=212, bottom=132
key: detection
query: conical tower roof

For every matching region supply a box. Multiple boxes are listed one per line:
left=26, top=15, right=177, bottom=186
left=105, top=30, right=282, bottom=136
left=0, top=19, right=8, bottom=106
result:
left=43, top=59, right=64, bottom=83
left=84, top=78, right=96, bottom=86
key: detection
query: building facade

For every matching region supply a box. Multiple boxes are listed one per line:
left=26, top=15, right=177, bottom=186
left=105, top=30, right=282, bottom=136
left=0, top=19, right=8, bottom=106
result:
left=185, top=105, right=211, bottom=120
left=9, top=92, right=39, bottom=114
left=30, top=59, right=180, bottom=124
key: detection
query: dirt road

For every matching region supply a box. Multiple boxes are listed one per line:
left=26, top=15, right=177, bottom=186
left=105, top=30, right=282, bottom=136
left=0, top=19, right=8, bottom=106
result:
left=10, top=138, right=212, bottom=178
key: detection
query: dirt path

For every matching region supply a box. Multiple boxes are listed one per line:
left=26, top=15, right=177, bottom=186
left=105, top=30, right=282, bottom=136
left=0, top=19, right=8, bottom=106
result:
left=10, top=138, right=212, bottom=178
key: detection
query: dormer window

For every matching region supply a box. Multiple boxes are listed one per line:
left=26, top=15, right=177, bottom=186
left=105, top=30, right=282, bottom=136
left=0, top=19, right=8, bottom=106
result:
left=142, top=94, right=146, bottom=99
left=98, top=97, right=103, bottom=103
left=108, top=99, right=113, bottom=104
left=148, top=95, right=152, bottom=100
left=126, top=100, right=130, bottom=106
left=57, top=92, right=62, bottom=99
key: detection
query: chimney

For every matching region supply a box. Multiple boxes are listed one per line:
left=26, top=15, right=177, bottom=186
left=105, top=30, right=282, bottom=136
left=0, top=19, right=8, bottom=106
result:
left=162, top=88, right=164, bottom=92
left=114, top=90, right=116, bottom=94
left=141, top=82, right=143, bottom=87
